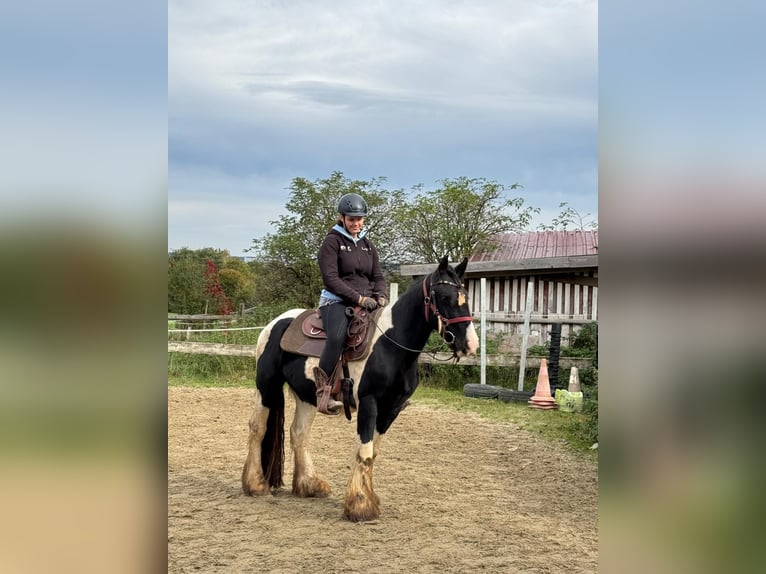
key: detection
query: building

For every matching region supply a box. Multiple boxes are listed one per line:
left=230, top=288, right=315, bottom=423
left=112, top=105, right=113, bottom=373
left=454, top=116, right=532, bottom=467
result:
left=399, top=230, right=598, bottom=350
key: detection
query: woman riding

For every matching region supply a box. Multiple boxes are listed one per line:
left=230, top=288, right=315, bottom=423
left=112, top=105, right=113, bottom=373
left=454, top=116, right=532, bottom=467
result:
left=314, top=192, right=388, bottom=415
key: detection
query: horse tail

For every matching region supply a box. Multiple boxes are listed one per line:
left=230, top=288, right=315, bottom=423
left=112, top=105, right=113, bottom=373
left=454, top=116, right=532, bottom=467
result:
left=261, top=388, right=285, bottom=488
left=254, top=313, right=300, bottom=489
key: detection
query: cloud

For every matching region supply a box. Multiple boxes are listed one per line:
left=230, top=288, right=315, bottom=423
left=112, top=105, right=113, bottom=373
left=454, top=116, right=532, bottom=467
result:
left=168, top=165, right=293, bottom=255
left=169, top=0, right=598, bottom=254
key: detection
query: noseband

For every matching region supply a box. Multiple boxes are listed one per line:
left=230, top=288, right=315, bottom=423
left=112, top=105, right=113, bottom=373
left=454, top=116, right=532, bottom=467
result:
left=422, top=276, right=473, bottom=345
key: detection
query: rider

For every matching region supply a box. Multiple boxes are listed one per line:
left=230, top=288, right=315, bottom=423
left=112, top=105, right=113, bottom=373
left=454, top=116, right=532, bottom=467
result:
left=314, top=193, right=388, bottom=415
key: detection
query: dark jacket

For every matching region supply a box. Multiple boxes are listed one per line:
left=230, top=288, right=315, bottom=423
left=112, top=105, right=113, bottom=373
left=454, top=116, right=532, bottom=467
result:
left=318, top=227, right=387, bottom=305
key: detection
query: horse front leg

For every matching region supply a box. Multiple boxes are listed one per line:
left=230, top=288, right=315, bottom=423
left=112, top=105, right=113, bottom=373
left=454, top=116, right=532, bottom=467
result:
left=241, top=392, right=271, bottom=496
left=343, top=396, right=381, bottom=521
left=290, top=396, right=332, bottom=497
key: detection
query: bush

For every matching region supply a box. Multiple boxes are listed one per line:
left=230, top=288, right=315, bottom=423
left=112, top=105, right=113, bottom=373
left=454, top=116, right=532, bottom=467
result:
left=571, top=321, right=597, bottom=354
left=569, top=366, right=598, bottom=445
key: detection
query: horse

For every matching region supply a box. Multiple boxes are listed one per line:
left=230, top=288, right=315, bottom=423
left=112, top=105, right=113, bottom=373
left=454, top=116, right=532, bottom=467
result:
left=241, top=256, right=479, bottom=521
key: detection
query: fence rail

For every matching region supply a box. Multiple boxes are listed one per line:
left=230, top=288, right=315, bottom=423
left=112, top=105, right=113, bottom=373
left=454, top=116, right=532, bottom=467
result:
left=167, top=341, right=592, bottom=368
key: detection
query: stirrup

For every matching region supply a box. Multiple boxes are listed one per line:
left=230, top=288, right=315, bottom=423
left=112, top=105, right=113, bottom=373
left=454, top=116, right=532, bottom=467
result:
left=317, top=385, right=342, bottom=416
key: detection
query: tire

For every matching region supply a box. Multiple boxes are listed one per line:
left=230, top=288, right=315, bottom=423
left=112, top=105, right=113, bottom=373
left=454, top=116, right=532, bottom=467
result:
left=463, top=384, right=502, bottom=399
left=498, top=388, right=534, bottom=403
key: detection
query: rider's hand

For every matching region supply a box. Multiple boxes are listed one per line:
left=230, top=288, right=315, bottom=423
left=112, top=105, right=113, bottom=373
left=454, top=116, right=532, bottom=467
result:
left=375, top=295, right=387, bottom=307
left=358, top=296, right=378, bottom=310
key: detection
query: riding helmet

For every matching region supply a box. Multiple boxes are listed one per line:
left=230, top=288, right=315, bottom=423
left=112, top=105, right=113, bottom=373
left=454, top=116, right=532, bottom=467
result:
left=337, top=193, right=368, bottom=217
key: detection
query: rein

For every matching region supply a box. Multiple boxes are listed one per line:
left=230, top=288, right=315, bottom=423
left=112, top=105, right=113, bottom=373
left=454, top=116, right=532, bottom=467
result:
left=370, top=317, right=457, bottom=360
left=365, top=274, right=473, bottom=361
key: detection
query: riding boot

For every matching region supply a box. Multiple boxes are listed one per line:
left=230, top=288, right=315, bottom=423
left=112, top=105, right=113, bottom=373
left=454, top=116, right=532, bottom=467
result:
left=313, top=366, right=342, bottom=416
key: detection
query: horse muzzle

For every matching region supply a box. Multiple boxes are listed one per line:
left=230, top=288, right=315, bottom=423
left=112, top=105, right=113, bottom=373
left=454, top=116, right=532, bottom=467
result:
left=445, top=322, right=479, bottom=357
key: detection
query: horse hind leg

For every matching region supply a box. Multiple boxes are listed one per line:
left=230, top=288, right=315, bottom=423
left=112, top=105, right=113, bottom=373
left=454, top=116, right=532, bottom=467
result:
left=242, top=387, right=285, bottom=495
left=290, top=393, right=332, bottom=498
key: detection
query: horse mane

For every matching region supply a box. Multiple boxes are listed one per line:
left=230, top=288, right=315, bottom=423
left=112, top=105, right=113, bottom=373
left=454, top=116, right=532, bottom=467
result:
left=382, top=269, right=441, bottom=353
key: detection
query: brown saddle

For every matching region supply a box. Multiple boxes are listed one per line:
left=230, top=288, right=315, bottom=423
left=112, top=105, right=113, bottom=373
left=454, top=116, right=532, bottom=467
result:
left=279, top=306, right=382, bottom=362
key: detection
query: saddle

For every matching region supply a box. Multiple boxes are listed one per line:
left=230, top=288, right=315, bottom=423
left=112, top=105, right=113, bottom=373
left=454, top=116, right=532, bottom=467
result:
left=279, top=306, right=381, bottom=362
left=280, top=306, right=383, bottom=411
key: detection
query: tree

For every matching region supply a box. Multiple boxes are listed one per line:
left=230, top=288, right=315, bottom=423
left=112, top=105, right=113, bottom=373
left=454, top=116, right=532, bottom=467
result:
left=395, top=177, right=539, bottom=262
left=168, top=247, right=230, bottom=313
left=537, top=202, right=598, bottom=232
left=204, top=259, right=233, bottom=314
left=248, top=171, right=406, bottom=307
left=219, top=260, right=256, bottom=311
left=168, top=247, right=255, bottom=313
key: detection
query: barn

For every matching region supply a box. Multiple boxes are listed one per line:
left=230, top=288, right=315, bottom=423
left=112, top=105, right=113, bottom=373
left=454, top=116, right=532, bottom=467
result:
left=399, top=230, right=598, bottom=351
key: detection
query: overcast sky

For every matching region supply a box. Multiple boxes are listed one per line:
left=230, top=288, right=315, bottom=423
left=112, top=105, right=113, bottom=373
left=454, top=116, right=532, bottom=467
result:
left=168, top=0, right=598, bottom=258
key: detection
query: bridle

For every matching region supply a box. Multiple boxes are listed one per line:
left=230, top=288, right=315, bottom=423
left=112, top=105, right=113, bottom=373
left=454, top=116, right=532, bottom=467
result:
left=366, top=273, right=474, bottom=360
left=422, top=275, right=474, bottom=346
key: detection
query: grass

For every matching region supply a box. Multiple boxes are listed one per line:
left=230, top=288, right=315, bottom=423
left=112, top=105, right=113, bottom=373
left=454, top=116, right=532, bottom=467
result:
left=167, top=374, right=596, bottom=457
left=413, top=385, right=597, bottom=455
left=168, top=373, right=254, bottom=388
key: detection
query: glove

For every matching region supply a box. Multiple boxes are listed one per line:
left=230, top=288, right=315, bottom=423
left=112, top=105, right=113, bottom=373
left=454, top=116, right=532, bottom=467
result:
left=358, top=296, right=378, bottom=311
left=375, top=294, right=387, bottom=307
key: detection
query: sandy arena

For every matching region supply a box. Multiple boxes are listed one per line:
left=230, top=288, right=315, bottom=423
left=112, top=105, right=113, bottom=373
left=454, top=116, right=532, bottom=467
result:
left=168, top=386, right=598, bottom=573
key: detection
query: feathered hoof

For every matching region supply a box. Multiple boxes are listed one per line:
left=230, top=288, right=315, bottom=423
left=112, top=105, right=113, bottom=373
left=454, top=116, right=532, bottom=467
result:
left=241, top=469, right=271, bottom=496
left=343, top=493, right=381, bottom=522
left=292, top=476, right=332, bottom=498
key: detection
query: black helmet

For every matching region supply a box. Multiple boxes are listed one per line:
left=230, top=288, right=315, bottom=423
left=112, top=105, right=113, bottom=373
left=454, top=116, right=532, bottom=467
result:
left=337, top=193, right=368, bottom=216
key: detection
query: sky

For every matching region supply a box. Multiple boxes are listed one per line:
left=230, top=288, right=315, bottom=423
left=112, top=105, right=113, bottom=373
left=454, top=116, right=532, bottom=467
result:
left=168, top=0, right=598, bottom=258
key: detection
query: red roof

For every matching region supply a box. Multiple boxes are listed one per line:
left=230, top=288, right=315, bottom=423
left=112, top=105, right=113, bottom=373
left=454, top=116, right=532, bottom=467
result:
left=470, top=230, right=598, bottom=262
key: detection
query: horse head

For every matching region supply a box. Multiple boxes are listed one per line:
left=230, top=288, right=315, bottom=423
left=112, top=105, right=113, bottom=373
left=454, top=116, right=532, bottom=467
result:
left=424, top=256, right=479, bottom=358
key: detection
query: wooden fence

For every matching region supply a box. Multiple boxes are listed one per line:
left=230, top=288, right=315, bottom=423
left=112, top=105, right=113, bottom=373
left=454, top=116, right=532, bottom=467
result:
left=167, top=340, right=592, bottom=369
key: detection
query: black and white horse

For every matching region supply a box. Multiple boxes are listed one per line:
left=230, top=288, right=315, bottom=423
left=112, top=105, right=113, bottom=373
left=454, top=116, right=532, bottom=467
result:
left=241, top=256, right=479, bottom=521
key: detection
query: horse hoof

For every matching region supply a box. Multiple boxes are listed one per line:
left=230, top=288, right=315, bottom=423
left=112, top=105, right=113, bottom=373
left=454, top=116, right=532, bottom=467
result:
left=242, top=462, right=272, bottom=496
left=242, top=480, right=271, bottom=496
left=293, top=477, right=332, bottom=498
left=343, top=495, right=380, bottom=522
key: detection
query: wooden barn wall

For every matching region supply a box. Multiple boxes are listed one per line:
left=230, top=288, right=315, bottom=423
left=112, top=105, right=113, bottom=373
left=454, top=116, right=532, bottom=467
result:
left=465, top=271, right=598, bottom=349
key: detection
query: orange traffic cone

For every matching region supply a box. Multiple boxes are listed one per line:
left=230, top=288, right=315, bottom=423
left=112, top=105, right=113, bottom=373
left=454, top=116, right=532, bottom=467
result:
left=529, top=358, right=558, bottom=410
left=568, top=367, right=581, bottom=393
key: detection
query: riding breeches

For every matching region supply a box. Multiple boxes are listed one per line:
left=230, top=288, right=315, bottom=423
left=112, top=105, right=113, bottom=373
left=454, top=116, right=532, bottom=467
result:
left=318, top=302, right=351, bottom=376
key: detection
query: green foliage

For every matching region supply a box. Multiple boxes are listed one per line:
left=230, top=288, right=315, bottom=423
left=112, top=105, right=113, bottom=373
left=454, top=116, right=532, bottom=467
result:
left=571, top=321, right=598, bottom=352
left=537, top=201, right=598, bottom=232
left=168, top=351, right=256, bottom=378
left=527, top=342, right=595, bottom=359
left=247, top=171, right=407, bottom=307
left=569, top=366, right=598, bottom=445
left=526, top=322, right=598, bottom=359
left=168, top=247, right=220, bottom=313
left=218, top=268, right=251, bottom=310
left=396, top=177, right=539, bottom=262
left=168, top=247, right=257, bottom=314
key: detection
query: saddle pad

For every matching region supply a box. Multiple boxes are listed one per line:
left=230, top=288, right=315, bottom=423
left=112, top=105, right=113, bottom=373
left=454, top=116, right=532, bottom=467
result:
left=279, top=307, right=383, bottom=361
left=280, top=309, right=325, bottom=358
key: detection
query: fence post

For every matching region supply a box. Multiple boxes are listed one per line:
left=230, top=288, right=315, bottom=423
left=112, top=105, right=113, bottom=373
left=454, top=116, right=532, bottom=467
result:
left=517, top=278, right=535, bottom=391
left=389, top=283, right=399, bottom=304
left=480, top=277, right=486, bottom=385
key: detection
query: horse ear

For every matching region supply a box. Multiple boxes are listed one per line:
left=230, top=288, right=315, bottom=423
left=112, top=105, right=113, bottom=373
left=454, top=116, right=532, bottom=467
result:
left=438, top=255, right=449, bottom=271
left=455, top=257, right=468, bottom=279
